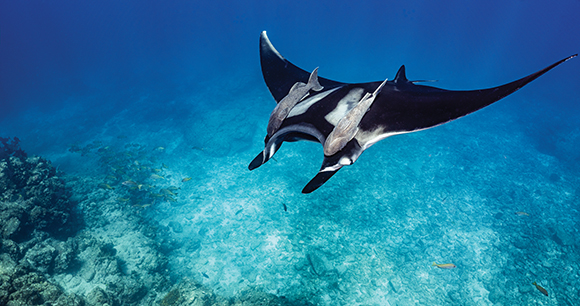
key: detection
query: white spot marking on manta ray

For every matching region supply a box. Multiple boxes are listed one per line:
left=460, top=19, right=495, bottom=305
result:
left=339, top=156, right=353, bottom=166
left=287, top=86, right=342, bottom=118
left=355, top=126, right=388, bottom=149
left=321, top=155, right=355, bottom=172
left=324, top=87, right=365, bottom=126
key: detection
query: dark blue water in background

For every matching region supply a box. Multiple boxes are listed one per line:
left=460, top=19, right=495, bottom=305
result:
left=1, top=1, right=580, bottom=305
left=2, top=0, right=578, bottom=122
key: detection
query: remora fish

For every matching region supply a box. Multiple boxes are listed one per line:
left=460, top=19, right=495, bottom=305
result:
left=267, top=67, right=323, bottom=137
left=324, top=78, right=388, bottom=156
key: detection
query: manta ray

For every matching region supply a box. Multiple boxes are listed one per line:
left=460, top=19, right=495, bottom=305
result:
left=249, top=31, right=576, bottom=193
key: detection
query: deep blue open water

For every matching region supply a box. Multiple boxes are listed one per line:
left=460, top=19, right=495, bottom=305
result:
left=1, top=1, right=579, bottom=305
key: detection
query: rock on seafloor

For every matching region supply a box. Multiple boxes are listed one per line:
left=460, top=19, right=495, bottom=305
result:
left=159, top=278, right=314, bottom=306
left=0, top=241, right=85, bottom=306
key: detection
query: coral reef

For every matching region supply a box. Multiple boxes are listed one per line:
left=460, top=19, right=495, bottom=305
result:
left=0, top=137, right=27, bottom=160
left=0, top=155, right=75, bottom=241
left=0, top=148, right=82, bottom=305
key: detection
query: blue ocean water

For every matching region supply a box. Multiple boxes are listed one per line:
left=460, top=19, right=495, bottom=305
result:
left=1, top=0, right=579, bottom=305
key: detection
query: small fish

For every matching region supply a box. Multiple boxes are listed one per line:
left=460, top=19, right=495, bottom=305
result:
left=532, top=282, right=548, bottom=296
left=160, top=189, right=177, bottom=196
left=123, top=182, right=143, bottom=190
left=323, top=77, right=387, bottom=156
left=133, top=203, right=152, bottom=208
left=515, top=211, right=529, bottom=216
left=151, top=193, right=164, bottom=198
left=201, top=272, right=209, bottom=278
left=99, top=183, right=114, bottom=190
left=122, top=180, right=138, bottom=187
left=152, top=168, right=162, bottom=172
left=192, top=146, right=204, bottom=151
left=150, top=174, right=164, bottom=180
left=155, top=146, right=165, bottom=151
left=167, top=186, right=180, bottom=191
left=116, top=198, right=130, bottom=202
left=432, top=262, right=456, bottom=269
left=182, top=177, right=192, bottom=182
left=164, top=195, right=177, bottom=202
left=283, top=203, right=287, bottom=212
left=162, top=163, right=169, bottom=169
left=235, top=208, right=243, bottom=215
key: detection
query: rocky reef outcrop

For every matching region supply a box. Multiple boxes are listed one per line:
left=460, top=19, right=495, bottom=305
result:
left=0, top=155, right=75, bottom=241
left=1, top=139, right=82, bottom=305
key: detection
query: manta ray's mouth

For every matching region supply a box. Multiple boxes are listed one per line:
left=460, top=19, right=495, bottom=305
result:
left=261, top=124, right=326, bottom=164
left=267, top=123, right=326, bottom=147
left=248, top=123, right=327, bottom=171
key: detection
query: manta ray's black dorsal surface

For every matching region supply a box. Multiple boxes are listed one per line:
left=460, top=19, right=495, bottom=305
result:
left=249, top=31, right=577, bottom=193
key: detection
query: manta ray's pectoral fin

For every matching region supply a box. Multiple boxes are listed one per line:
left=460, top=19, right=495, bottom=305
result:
left=303, top=169, right=341, bottom=194
left=260, top=31, right=344, bottom=102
